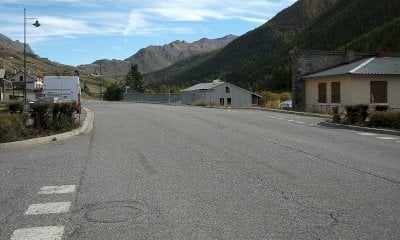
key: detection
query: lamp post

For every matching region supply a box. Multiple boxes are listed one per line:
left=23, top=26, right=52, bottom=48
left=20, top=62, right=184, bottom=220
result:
left=24, top=8, right=40, bottom=102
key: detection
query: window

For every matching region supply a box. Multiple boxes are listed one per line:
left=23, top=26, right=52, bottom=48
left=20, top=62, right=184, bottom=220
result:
left=370, top=81, right=387, bottom=103
left=19, top=76, right=23, bottom=81
left=220, top=98, right=224, bottom=105
left=227, top=98, right=232, bottom=105
left=225, top=87, right=230, bottom=93
left=318, top=83, right=327, bottom=103
left=331, top=82, right=340, bottom=103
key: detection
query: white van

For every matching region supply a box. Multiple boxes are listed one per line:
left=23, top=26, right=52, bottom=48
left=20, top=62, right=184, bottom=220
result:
left=43, top=76, right=81, bottom=112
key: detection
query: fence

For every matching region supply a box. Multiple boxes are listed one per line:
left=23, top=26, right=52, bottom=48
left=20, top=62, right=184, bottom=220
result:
left=123, top=93, right=182, bottom=104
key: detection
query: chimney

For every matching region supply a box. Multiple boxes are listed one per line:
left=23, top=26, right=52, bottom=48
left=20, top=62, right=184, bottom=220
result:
left=345, top=50, right=355, bottom=62
left=377, top=48, right=389, bottom=58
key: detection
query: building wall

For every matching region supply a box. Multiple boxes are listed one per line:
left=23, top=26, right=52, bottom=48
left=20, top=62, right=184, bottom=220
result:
left=290, top=49, right=376, bottom=109
left=305, top=75, right=400, bottom=111
left=182, top=83, right=257, bottom=107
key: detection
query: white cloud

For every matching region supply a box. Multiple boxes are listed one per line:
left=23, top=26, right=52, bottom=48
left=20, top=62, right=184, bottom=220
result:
left=0, top=0, right=296, bottom=41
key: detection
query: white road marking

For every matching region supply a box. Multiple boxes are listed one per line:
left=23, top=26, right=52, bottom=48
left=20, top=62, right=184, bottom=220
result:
left=25, top=202, right=71, bottom=215
left=287, top=120, right=295, bottom=122
left=376, top=137, right=398, bottom=140
left=11, top=226, right=65, bottom=240
left=357, top=132, right=377, bottom=136
left=295, top=121, right=305, bottom=124
left=277, top=118, right=284, bottom=120
left=38, top=185, right=76, bottom=195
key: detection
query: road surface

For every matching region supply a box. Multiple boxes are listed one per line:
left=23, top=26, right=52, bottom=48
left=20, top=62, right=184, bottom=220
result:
left=1, top=101, right=399, bottom=239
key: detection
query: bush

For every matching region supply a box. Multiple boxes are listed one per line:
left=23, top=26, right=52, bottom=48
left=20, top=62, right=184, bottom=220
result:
left=344, top=104, right=369, bottom=125
left=52, top=102, right=76, bottom=129
left=31, top=102, right=51, bottom=129
left=8, top=101, right=25, bottom=113
left=374, top=105, right=389, bottom=112
left=104, top=83, right=123, bottom=101
left=367, top=111, right=400, bottom=129
left=0, top=113, right=27, bottom=142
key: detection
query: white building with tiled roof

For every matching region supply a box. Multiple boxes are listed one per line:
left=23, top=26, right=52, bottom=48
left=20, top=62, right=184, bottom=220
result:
left=302, top=56, right=400, bottom=112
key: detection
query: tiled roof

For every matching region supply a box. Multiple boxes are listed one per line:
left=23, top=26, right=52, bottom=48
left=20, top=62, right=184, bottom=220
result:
left=303, top=57, right=400, bottom=79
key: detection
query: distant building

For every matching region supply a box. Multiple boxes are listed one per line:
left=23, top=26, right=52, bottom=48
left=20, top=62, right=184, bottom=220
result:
left=8, top=71, right=43, bottom=90
left=182, top=80, right=261, bottom=107
left=290, top=48, right=400, bottom=112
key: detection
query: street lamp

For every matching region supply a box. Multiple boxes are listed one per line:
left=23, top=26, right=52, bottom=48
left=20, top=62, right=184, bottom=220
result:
left=24, top=8, right=40, bottom=102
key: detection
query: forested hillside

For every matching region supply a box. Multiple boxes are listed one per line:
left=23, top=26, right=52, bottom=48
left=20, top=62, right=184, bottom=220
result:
left=146, top=0, right=400, bottom=92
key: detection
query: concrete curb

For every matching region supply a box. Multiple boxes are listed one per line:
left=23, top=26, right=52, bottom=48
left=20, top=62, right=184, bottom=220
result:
left=237, top=107, right=331, bottom=118
left=319, top=121, right=400, bottom=136
left=0, top=107, right=94, bottom=150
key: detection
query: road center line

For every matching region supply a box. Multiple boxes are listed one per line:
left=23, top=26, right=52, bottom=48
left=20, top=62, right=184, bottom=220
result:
left=357, top=132, right=377, bottom=136
left=11, top=226, right=65, bottom=240
left=38, top=185, right=76, bottom=195
left=376, top=137, right=398, bottom=140
left=25, top=202, right=71, bottom=215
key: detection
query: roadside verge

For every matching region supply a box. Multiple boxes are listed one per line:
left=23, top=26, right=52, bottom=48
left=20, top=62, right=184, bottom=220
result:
left=0, top=107, right=94, bottom=149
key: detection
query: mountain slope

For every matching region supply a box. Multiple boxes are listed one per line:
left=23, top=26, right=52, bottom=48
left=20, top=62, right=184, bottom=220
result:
left=147, top=0, right=400, bottom=92
left=127, top=35, right=237, bottom=73
left=0, top=33, right=34, bottom=54
left=78, top=35, right=237, bottom=79
left=146, top=0, right=340, bottom=90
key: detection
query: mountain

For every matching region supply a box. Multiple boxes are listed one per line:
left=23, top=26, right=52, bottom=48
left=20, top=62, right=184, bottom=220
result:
left=0, top=33, right=34, bottom=54
left=78, top=35, right=237, bottom=80
left=0, top=34, right=75, bottom=78
left=146, top=0, right=400, bottom=92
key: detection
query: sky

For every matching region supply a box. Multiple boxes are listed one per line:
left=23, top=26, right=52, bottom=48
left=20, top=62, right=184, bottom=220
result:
left=0, top=0, right=297, bottom=67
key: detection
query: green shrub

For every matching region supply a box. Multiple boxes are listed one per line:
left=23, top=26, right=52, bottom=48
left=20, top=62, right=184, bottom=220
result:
left=344, top=104, right=369, bottom=125
left=8, top=101, right=25, bottom=113
left=367, top=111, right=400, bottom=129
left=52, top=102, right=76, bottom=129
left=374, top=105, right=389, bottom=112
left=0, top=113, right=27, bottom=142
left=332, top=106, right=340, bottom=123
left=31, top=102, right=51, bottom=129
left=104, top=83, right=123, bottom=101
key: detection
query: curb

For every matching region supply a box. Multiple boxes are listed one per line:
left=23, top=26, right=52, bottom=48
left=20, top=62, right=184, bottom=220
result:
left=0, top=107, right=94, bottom=150
left=319, top=122, right=400, bottom=136
left=238, top=107, right=331, bottom=118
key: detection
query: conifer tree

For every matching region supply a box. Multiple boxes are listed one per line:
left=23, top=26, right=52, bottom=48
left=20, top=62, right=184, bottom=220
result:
left=125, top=64, right=145, bottom=93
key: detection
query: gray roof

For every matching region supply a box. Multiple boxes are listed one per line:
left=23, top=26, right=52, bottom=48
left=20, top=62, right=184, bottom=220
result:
left=183, top=81, right=262, bottom=98
left=303, top=57, right=400, bottom=79
left=183, top=81, right=224, bottom=91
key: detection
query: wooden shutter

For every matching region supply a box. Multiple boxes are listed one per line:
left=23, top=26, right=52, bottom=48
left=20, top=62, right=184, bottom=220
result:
left=318, top=83, right=327, bottom=103
left=331, top=82, right=340, bottom=103
left=370, top=81, right=387, bottom=103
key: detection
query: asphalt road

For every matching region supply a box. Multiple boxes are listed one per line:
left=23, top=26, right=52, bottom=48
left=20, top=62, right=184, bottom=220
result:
left=1, top=101, right=399, bottom=240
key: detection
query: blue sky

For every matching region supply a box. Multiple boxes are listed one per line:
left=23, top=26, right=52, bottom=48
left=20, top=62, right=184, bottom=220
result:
left=0, top=0, right=297, bottom=66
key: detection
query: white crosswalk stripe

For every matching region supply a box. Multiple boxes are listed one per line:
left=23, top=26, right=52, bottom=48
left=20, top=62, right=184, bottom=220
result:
left=25, top=202, right=71, bottom=215
left=38, top=185, right=76, bottom=195
left=11, top=226, right=65, bottom=240
left=11, top=184, right=76, bottom=240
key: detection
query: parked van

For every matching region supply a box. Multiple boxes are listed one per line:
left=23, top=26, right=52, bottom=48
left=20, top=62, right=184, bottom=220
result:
left=43, top=76, right=81, bottom=112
